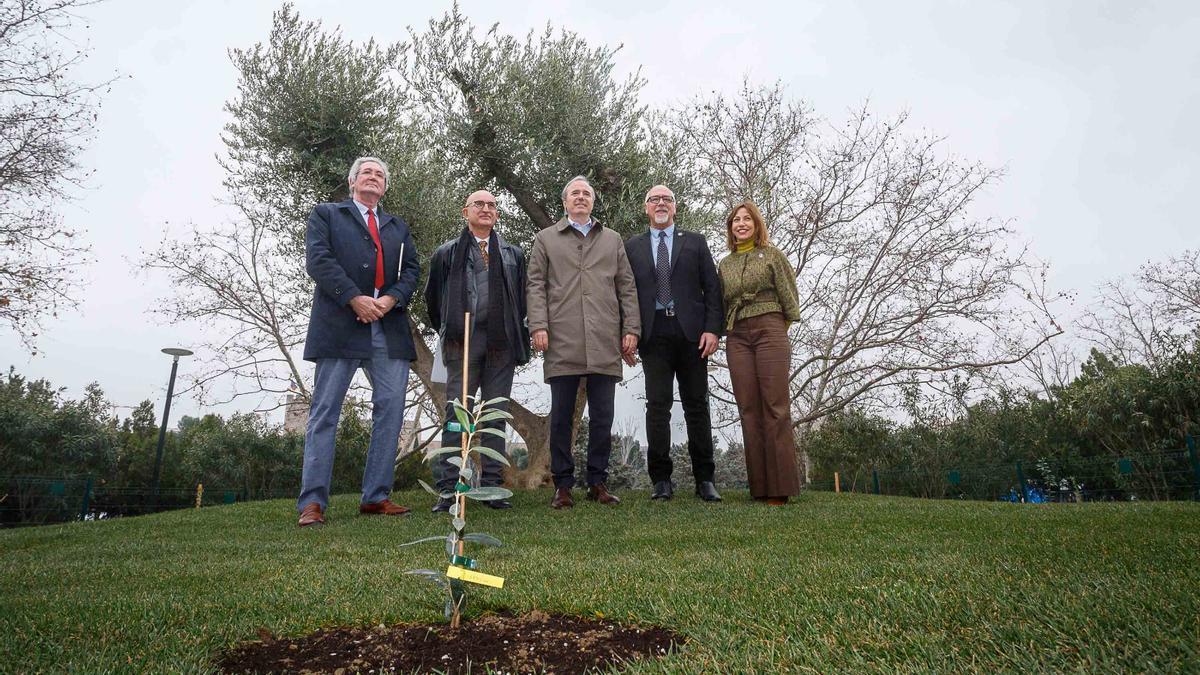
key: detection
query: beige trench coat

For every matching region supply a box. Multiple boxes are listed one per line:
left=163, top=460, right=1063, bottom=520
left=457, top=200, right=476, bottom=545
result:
left=527, top=218, right=640, bottom=381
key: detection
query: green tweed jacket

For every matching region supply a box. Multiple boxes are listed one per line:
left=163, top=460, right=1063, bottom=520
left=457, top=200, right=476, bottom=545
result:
left=717, top=244, right=801, bottom=331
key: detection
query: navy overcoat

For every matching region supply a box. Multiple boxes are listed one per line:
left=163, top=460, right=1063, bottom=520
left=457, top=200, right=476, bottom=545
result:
left=302, top=199, right=421, bottom=362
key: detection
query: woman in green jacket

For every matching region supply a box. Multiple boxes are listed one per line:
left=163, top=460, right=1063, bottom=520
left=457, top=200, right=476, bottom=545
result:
left=718, top=201, right=802, bottom=505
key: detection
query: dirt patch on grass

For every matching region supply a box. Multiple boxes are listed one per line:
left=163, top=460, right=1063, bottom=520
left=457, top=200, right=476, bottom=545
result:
left=216, top=610, right=684, bottom=674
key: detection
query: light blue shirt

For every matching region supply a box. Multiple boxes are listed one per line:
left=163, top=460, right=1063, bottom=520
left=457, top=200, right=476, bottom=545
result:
left=650, top=223, right=675, bottom=310
left=353, top=199, right=376, bottom=224
left=568, top=217, right=594, bottom=237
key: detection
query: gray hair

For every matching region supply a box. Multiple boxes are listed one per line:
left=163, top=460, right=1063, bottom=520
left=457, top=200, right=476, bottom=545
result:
left=347, top=156, right=390, bottom=189
left=644, top=184, right=675, bottom=202
left=561, top=175, right=596, bottom=201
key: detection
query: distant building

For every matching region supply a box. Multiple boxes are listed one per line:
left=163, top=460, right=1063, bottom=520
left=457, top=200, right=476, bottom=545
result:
left=283, top=391, right=309, bottom=434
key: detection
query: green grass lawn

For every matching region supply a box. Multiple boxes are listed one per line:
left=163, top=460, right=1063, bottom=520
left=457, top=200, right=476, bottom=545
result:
left=1, top=489, right=1197, bottom=673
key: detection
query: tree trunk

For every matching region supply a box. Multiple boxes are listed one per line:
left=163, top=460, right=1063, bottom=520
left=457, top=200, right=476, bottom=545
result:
left=408, top=318, right=579, bottom=489
left=505, top=376, right=589, bottom=488
left=507, top=404, right=551, bottom=489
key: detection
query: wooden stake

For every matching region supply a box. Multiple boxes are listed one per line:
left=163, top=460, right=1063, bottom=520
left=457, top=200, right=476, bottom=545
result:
left=456, top=312, right=470, bottom=557
left=834, top=472, right=840, bottom=494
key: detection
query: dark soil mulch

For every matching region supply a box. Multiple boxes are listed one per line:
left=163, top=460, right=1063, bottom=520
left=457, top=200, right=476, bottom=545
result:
left=216, top=610, right=685, bottom=674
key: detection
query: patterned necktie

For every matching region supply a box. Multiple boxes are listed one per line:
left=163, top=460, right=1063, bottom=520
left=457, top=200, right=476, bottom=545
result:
left=477, top=240, right=490, bottom=270
left=655, top=231, right=672, bottom=307
left=366, top=209, right=384, bottom=290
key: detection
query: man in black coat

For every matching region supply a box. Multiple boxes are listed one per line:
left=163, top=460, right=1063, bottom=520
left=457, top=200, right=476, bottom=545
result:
left=624, top=184, right=724, bottom=501
left=296, top=156, right=421, bottom=526
left=424, top=190, right=530, bottom=511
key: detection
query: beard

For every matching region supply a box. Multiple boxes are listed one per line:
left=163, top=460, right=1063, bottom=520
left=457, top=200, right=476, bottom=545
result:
left=654, top=212, right=670, bottom=225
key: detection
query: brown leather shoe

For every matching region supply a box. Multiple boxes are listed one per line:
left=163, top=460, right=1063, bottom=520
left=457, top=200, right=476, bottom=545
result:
left=359, top=499, right=411, bottom=516
left=586, top=483, right=620, bottom=505
left=551, top=487, right=574, bottom=509
left=298, top=503, right=324, bottom=527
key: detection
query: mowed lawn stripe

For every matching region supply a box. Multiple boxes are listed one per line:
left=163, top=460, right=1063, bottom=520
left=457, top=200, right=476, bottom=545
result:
left=0, top=491, right=1196, bottom=672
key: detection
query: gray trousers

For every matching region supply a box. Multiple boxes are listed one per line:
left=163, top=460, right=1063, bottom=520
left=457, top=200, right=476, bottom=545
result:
left=297, top=321, right=411, bottom=511
left=434, top=333, right=515, bottom=491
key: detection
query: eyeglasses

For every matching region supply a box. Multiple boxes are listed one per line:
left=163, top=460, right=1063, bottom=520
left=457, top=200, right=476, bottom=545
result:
left=468, top=200, right=498, bottom=210
left=646, top=195, right=675, bottom=205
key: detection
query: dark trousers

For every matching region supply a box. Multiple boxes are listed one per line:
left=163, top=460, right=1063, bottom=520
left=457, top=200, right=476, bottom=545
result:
left=434, top=332, right=515, bottom=491
left=548, top=373, right=617, bottom=489
left=641, top=312, right=716, bottom=484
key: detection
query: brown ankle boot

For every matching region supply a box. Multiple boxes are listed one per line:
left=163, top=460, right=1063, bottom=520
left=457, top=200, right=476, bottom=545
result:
left=586, top=483, right=620, bottom=505
left=551, top=487, right=574, bottom=509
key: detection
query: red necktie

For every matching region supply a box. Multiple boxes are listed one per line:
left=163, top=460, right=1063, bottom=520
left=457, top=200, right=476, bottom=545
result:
left=366, top=209, right=384, bottom=290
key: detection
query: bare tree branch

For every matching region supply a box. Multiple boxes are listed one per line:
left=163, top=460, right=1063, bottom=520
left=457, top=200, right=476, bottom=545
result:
left=138, top=199, right=311, bottom=410
left=672, top=84, right=1064, bottom=474
left=1078, top=249, right=1200, bottom=367
left=0, top=0, right=117, bottom=348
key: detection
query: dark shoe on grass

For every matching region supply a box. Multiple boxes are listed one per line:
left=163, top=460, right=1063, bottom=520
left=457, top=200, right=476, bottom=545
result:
left=485, top=499, right=512, bottom=509
left=650, top=480, right=674, bottom=500
left=695, top=481, right=722, bottom=502
left=431, top=496, right=454, bottom=513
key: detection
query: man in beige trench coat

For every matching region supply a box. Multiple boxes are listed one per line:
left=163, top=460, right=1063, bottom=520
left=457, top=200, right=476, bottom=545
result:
left=527, top=175, right=641, bottom=509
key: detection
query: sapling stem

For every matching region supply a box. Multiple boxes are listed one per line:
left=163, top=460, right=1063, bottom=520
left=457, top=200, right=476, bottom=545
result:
left=457, top=311, right=470, bottom=557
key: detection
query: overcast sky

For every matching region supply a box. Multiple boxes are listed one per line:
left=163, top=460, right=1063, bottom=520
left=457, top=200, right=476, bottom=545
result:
left=2, top=0, right=1196, bottom=444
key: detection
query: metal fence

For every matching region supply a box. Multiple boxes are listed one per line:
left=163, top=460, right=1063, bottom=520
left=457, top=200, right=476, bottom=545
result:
left=0, top=476, right=295, bottom=527
left=6, top=439, right=1199, bottom=525
left=808, top=437, right=1200, bottom=502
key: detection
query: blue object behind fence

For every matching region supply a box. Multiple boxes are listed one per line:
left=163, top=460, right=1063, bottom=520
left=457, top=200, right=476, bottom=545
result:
left=1001, top=487, right=1046, bottom=504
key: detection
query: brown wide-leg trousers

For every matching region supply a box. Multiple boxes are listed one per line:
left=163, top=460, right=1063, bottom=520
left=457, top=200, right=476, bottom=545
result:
left=727, top=312, right=801, bottom=498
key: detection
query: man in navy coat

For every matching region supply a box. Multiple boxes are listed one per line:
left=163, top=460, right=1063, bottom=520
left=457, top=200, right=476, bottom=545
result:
left=297, top=156, right=421, bottom=526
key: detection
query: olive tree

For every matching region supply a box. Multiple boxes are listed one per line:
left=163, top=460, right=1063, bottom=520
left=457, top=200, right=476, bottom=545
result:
left=143, top=4, right=686, bottom=485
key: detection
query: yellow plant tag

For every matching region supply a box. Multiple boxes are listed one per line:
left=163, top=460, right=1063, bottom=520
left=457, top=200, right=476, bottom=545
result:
left=445, top=565, right=505, bottom=588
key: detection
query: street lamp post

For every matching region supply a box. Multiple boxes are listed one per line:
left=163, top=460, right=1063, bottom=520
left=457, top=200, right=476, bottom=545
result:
left=151, top=347, right=193, bottom=509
